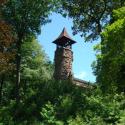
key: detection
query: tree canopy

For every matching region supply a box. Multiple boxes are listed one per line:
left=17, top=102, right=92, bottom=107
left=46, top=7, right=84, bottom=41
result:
left=59, top=0, right=125, bottom=41
left=1, top=0, right=55, bottom=102
left=0, top=0, right=15, bottom=74
left=1, top=0, right=125, bottom=124
left=93, top=7, right=125, bottom=92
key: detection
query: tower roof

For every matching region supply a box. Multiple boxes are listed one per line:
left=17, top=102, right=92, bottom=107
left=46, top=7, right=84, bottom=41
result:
left=53, top=27, right=76, bottom=46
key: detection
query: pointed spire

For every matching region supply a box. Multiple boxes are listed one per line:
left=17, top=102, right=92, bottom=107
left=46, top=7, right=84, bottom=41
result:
left=53, top=27, right=76, bottom=47
left=57, top=27, right=72, bottom=40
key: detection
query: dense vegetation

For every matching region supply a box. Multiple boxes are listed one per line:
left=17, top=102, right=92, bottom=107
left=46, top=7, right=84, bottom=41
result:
left=93, top=7, right=125, bottom=93
left=0, top=0, right=125, bottom=124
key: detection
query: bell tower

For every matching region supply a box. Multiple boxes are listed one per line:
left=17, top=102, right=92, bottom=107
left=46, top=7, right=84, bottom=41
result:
left=53, top=28, right=76, bottom=80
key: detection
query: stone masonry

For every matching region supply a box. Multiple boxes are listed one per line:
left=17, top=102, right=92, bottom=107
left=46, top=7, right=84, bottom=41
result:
left=52, top=28, right=92, bottom=88
left=54, top=46, right=73, bottom=80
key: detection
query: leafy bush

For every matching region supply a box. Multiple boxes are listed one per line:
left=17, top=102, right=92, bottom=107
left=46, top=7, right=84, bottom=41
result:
left=0, top=80, right=125, bottom=124
left=40, top=102, right=63, bottom=125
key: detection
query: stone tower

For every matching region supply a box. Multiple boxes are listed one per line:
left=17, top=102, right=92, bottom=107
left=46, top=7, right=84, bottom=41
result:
left=53, top=28, right=76, bottom=80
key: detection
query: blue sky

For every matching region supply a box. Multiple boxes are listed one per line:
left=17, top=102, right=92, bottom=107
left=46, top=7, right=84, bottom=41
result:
left=38, top=13, right=99, bottom=82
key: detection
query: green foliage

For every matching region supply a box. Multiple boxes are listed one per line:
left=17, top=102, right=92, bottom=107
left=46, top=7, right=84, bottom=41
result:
left=2, top=0, right=54, bottom=35
left=68, top=115, right=106, bottom=125
left=93, top=7, right=125, bottom=92
left=117, top=111, right=125, bottom=125
left=1, top=1, right=125, bottom=125
left=21, top=36, right=53, bottom=80
left=0, top=36, right=53, bottom=105
left=59, top=0, right=125, bottom=41
left=1, top=79, right=125, bottom=124
left=68, top=115, right=86, bottom=125
left=1, top=0, right=56, bottom=102
left=40, top=102, right=63, bottom=125
left=113, top=7, right=125, bottom=19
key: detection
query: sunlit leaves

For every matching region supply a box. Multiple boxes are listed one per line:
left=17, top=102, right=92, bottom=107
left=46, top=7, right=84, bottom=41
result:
left=94, top=7, right=125, bottom=92
left=21, top=37, right=53, bottom=81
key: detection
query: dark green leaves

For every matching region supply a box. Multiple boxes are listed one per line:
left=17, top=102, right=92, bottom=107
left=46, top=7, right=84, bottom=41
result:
left=59, top=0, right=125, bottom=42
left=2, top=0, right=54, bottom=36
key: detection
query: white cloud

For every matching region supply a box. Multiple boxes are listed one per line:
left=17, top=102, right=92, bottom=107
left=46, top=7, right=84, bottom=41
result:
left=75, top=71, right=87, bottom=80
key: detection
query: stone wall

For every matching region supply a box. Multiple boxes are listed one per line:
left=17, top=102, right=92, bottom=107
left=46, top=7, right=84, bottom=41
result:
left=54, top=46, right=73, bottom=80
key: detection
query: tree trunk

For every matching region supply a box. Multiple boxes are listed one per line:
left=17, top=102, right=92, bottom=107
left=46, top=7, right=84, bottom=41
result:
left=0, top=75, right=4, bottom=103
left=15, top=39, right=22, bottom=104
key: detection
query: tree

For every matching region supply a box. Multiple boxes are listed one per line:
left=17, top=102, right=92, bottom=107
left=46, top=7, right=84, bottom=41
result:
left=0, top=21, right=15, bottom=74
left=0, top=36, right=53, bottom=106
left=1, top=0, right=55, bottom=103
left=93, top=7, right=125, bottom=92
left=0, top=21, right=15, bottom=103
left=21, top=36, right=53, bottom=81
left=19, top=36, right=54, bottom=103
left=0, top=0, right=15, bottom=103
left=59, top=0, right=125, bottom=42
